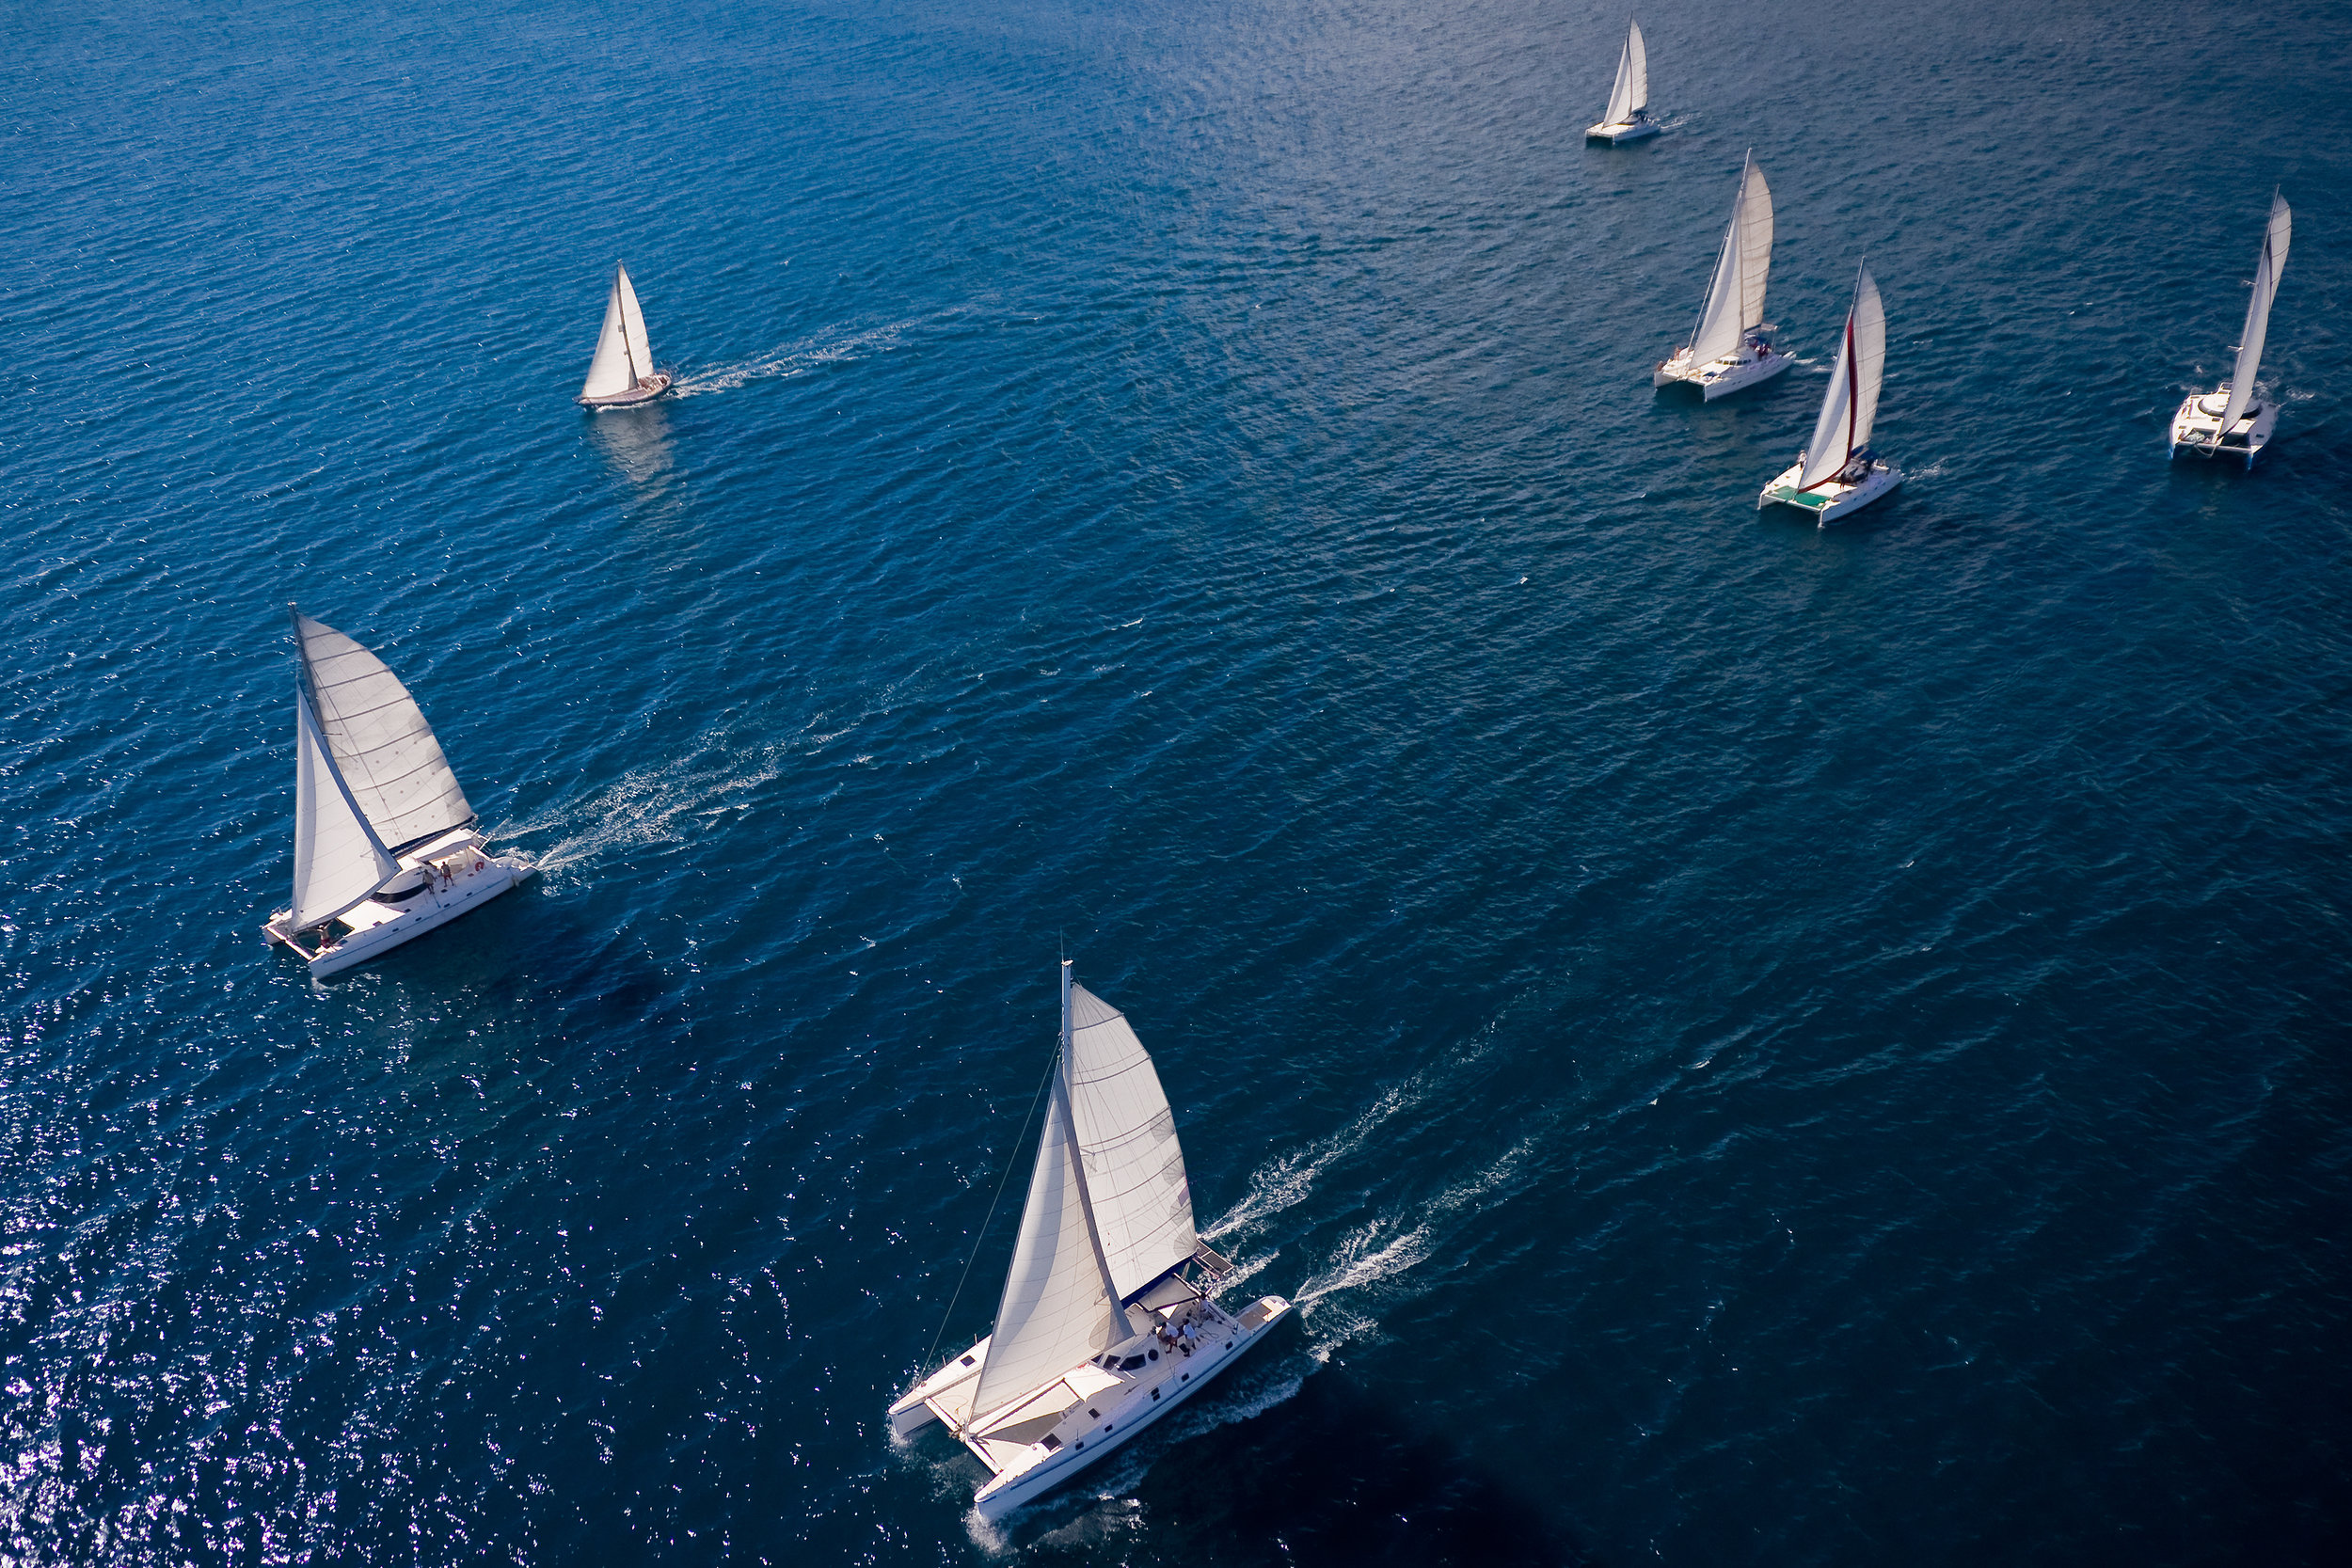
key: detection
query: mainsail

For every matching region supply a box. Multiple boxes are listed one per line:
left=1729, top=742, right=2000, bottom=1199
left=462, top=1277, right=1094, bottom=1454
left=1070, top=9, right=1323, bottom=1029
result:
left=1603, top=20, right=1648, bottom=125
left=1067, top=983, right=1197, bottom=1299
left=968, top=965, right=1189, bottom=1422
left=1688, top=152, right=1772, bottom=365
left=291, top=695, right=397, bottom=930
left=1797, top=263, right=1887, bottom=491
left=293, top=610, right=475, bottom=855
left=580, top=263, right=654, bottom=399
left=2217, top=191, right=2292, bottom=437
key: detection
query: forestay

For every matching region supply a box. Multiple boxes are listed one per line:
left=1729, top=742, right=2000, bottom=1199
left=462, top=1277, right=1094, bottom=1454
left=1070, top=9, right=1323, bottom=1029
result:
left=1067, top=983, right=1197, bottom=1300
left=1603, top=21, right=1647, bottom=125
left=1798, top=264, right=1887, bottom=491
left=291, top=695, right=397, bottom=930
left=1689, top=153, right=1772, bottom=365
left=294, top=612, right=475, bottom=853
left=968, top=1069, right=1124, bottom=1422
left=2218, top=192, right=2291, bottom=436
left=580, top=264, right=651, bottom=399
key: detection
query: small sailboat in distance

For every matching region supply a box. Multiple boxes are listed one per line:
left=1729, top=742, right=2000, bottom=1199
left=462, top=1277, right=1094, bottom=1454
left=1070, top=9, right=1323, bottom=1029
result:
left=2169, top=191, right=2292, bottom=467
left=889, top=960, right=1294, bottom=1520
left=262, top=609, right=534, bottom=977
left=577, top=261, right=672, bottom=407
left=1655, top=150, right=1791, bottom=399
left=1758, top=261, right=1904, bottom=526
left=1586, top=19, right=1659, bottom=144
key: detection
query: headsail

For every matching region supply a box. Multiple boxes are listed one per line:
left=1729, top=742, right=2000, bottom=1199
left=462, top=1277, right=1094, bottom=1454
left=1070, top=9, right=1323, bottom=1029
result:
left=580, top=264, right=644, bottom=399
left=967, top=964, right=1136, bottom=1422
left=1797, top=263, right=1887, bottom=491
left=1603, top=20, right=1647, bottom=125
left=293, top=611, right=474, bottom=854
left=2217, top=191, right=2291, bottom=437
left=1067, top=983, right=1197, bottom=1300
left=1688, top=152, right=1772, bottom=365
left=291, top=693, right=397, bottom=930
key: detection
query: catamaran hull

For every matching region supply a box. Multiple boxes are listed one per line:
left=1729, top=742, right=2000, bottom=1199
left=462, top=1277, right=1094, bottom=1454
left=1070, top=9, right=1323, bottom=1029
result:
left=578, top=373, right=674, bottom=408
left=266, top=853, right=534, bottom=977
left=971, top=1295, right=1293, bottom=1520
left=2169, top=391, right=2277, bottom=467
left=1757, top=460, right=1904, bottom=527
left=1655, top=348, right=1792, bottom=399
left=1586, top=119, right=1661, bottom=144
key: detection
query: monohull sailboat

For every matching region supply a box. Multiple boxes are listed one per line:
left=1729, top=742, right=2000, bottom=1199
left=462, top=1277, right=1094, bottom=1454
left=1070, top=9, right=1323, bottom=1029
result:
left=1655, top=151, right=1790, bottom=399
left=889, top=962, right=1293, bottom=1520
left=577, top=261, right=673, bottom=407
left=2169, top=191, right=2292, bottom=467
left=1759, top=261, right=1903, bottom=526
left=262, top=609, right=533, bottom=977
left=1585, top=20, right=1659, bottom=144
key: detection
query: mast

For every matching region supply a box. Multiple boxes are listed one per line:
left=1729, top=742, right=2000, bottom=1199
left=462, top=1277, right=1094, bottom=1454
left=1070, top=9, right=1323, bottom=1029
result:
left=616, top=264, right=641, bottom=384
left=1058, top=959, right=1135, bottom=1344
left=1686, top=150, right=1748, bottom=358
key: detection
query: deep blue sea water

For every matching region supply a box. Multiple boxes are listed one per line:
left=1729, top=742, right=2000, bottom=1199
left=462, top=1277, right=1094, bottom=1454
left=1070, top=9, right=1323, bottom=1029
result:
left=7, top=0, right=2351, bottom=1562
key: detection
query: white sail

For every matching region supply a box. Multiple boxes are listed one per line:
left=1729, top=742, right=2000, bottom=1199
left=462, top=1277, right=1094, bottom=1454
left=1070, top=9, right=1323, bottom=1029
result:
left=969, top=1068, right=1124, bottom=1422
left=1603, top=21, right=1646, bottom=125
left=291, top=693, right=397, bottom=930
left=294, top=612, right=474, bottom=853
left=1067, top=984, right=1197, bottom=1300
left=1797, top=264, right=1887, bottom=490
left=2218, top=192, right=2291, bottom=435
left=615, top=264, right=654, bottom=382
left=580, top=268, right=638, bottom=399
left=1689, top=153, right=1772, bottom=365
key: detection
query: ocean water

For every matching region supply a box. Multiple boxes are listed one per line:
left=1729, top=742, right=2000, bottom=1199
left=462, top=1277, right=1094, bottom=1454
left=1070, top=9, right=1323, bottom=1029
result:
left=6, top=0, right=2350, bottom=1562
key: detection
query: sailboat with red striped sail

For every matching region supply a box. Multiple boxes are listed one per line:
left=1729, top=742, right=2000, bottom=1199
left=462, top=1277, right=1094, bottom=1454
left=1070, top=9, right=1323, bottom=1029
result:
left=1758, top=261, right=1904, bottom=526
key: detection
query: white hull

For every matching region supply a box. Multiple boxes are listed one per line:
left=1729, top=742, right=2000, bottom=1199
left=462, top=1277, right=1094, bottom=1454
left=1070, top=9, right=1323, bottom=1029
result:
left=267, top=830, right=532, bottom=977
left=579, top=372, right=674, bottom=408
left=892, top=1289, right=1294, bottom=1520
left=1586, top=118, right=1660, bottom=144
left=1655, top=344, right=1792, bottom=399
left=1758, top=458, right=1904, bottom=527
left=2169, top=388, right=2277, bottom=467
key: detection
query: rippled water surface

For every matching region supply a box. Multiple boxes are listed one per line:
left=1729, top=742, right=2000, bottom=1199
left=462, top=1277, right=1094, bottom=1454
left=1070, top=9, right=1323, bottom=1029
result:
left=7, top=1, right=2350, bottom=1563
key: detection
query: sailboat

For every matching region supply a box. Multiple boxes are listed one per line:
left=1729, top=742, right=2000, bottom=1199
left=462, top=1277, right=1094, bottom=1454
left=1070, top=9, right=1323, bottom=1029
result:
left=262, top=609, right=534, bottom=977
left=1758, top=261, right=1903, bottom=526
left=1585, top=19, right=1659, bottom=144
left=1655, top=151, right=1791, bottom=399
left=576, top=261, right=673, bottom=407
left=2169, top=191, right=2292, bottom=467
left=889, top=962, right=1294, bottom=1520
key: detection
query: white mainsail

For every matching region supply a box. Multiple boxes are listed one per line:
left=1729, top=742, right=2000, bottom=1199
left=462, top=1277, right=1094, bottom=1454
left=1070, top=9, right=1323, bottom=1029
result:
left=580, top=263, right=652, bottom=400
left=967, top=965, right=1184, bottom=1424
left=1603, top=20, right=1647, bottom=125
left=1797, top=263, right=1887, bottom=491
left=1067, top=983, right=1197, bottom=1300
left=294, top=612, right=474, bottom=853
left=291, top=695, right=397, bottom=930
left=1688, top=153, right=1772, bottom=366
left=2217, top=192, right=2291, bottom=437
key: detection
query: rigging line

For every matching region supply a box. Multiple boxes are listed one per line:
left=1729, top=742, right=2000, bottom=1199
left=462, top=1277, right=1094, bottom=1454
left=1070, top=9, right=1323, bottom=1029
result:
left=920, top=1044, right=1059, bottom=1375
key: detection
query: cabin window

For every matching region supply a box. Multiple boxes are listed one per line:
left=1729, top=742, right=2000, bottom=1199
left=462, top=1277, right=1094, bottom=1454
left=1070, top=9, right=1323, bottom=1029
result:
left=1088, top=1408, right=1099, bottom=1419
left=960, top=1355, right=976, bottom=1367
left=1041, top=1435, right=1061, bottom=1451
left=1120, top=1354, right=1147, bottom=1370
left=1148, top=1349, right=1159, bottom=1362
left=1151, top=1388, right=1160, bottom=1401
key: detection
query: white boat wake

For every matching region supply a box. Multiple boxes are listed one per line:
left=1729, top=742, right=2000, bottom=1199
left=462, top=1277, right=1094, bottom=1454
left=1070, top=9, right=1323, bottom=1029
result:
left=669, top=317, right=915, bottom=398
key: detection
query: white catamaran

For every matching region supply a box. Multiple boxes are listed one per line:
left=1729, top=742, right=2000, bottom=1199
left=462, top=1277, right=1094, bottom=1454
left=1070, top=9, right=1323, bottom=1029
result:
left=890, top=962, right=1293, bottom=1520
left=1585, top=19, right=1658, bottom=144
left=262, top=609, right=533, bottom=977
left=1655, top=151, right=1791, bottom=399
left=577, top=261, right=673, bottom=407
left=2169, top=191, right=2292, bottom=467
left=1759, top=261, right=1903, bottom=526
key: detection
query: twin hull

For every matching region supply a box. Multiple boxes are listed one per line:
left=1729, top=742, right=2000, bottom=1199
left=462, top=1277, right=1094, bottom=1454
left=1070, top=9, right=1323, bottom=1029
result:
left=267, top=836, right=532, bottom=977
left=893, top=1292, right=1294, bottom=1519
